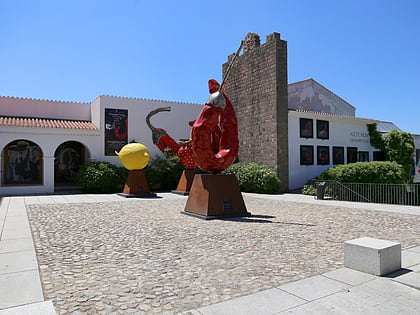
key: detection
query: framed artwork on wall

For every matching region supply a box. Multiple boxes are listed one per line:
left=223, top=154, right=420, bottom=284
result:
left=300, top=145, right=314, bottom=165
left=317, top=146, right=330, bottom=165
left=347, top=147, right=358, bottom=163
left=333, top=146, right=344, bottom=165
left=316, top=120, right=329, bottom=139
left=299, top=118, right=313, bottom=138
left=104, top=108, right=128, bottom=156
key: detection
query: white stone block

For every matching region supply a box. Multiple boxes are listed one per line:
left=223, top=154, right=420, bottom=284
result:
left=344, top=237, right=401, bottom=276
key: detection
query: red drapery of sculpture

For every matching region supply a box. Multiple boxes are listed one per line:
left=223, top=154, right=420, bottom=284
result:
left=191, top=79, right=239, bottom=173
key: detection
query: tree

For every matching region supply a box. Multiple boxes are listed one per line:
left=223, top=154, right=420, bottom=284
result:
left=367, top=124, right=415, bottom=182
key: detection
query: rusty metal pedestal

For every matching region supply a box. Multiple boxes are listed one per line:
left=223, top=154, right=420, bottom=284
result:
left=117, top=170, right=157, bottom=198
left=181, top=174, right=250, bottom=220
left=172, top=169, right=197, bottom=196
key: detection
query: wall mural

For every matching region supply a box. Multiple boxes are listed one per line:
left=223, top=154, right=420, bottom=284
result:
left=104, top=108, right=128, bottom=156
left=316, top=120, right=329, bottom=139
left=300, top=118, right=313, bottom=138
left=333, top=146, right=344, bottom=165
left=4, top=140, right=42, bottom=184
left=317, top=146, right=330, bottom=165
left=300, top=145, right=314, bottom=165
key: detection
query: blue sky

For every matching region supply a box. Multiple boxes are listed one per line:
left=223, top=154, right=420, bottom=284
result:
left=1, top=0, right=419, bottom=134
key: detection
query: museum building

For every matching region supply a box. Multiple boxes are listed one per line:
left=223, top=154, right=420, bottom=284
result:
left=1, top=32, right=419, bottom=195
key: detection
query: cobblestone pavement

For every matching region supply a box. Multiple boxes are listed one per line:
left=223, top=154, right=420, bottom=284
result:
left=26, top=196, right=420, bottom=314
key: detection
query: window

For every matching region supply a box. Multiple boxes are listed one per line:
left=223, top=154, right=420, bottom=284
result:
left=358, top=151, right=369, bottom=162
left=332, top=146, right=344, bottom=165
left=3, top=140, right=43, bottom=185
left=347, top=147, right=358, bottom=164
left=299, top=118, right=313, bottom=138
left=316, top=120, right=329, bottom=139
left=317, top=146, right=330, bottom=165
left=300, top=145, right=314, bottom=165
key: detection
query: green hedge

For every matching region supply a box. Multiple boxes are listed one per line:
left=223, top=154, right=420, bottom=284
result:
left=222, top=162, right=281, bottom=193
left=75, top=161, right=128, bottom=193
left=319, top=161, right=405, bottom=184
left=302, top=161, right=406, bottom=196
left=143, top=150, right=184, bottom=191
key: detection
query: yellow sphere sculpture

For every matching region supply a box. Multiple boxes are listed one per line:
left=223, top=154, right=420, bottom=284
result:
left=115, top=143, right=150, bottom=170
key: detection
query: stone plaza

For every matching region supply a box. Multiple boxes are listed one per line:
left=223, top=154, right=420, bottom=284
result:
left=1, top=192, right=419, bottom=314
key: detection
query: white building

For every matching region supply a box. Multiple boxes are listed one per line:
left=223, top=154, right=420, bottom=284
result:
left=1, top=79, right=418, bottom=195
left=287, top=79, right=420, bottom=189
left=0, top=95, right=202, bottom=195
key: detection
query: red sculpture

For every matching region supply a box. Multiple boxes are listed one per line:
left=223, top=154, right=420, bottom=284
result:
left=191, top=79, right=239, bottom=173
left=146, top=108, right=196, bottom=170
left=178, top=142, right=196, bottom=170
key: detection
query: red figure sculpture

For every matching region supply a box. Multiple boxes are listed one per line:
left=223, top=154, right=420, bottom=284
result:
left=191, top=79, right=239, bottom=173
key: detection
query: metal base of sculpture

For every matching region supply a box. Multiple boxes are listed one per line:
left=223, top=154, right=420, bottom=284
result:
left=181, top=174, right=250, bottom=220
left=172, top=169, right=197, bottom=195
left=118, top=170, right=157, bottom=198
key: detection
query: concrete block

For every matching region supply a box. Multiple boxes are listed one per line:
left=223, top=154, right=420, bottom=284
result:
left=344, top=237, right=401, bottom=276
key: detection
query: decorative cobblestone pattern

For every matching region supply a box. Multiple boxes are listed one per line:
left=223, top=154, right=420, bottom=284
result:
left=27, top=197, right=419, bottom=314
left=222, top=32, right=289, bottom=191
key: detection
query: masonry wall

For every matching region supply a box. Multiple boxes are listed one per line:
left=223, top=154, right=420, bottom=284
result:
left=222, top=32, right=289, bottom=191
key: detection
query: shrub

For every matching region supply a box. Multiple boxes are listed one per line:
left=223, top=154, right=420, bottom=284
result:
left=319, top=161, right=405, bottom=184
left=222, top=162, right=281, bottom=193
left=367, top=124, right=415, bottom=182
left=75, top=161, right=128, bottom=193
left=143, top=149, right=184, bottom=191
left=302, top=178, right=317, bottom=196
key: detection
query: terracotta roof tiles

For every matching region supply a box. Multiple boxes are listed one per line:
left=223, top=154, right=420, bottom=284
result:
left=0, top=116, right=99, bottom=130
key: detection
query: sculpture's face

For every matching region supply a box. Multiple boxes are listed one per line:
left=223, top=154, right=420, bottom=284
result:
left=205, top=90, right=226, bottom=108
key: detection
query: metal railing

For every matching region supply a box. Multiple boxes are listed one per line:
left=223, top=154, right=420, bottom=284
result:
left=315, top=180, right=420, bottom=206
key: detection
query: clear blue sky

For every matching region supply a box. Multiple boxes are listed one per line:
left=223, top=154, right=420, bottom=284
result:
left=1, top=0, right=419, bottom=134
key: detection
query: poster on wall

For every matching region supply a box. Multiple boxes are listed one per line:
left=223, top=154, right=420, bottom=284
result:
left=316, top=120, right=329, bottom=139
left=104, top=108, right=128, bottom=156
left=347, top=147, right=358, bottom=163
left=5, top=140, right=42, bottom=184
left=333, top=147, right=344, bottom=165
left=299, top=118, right=313, bottom=138
left=300, top=145, right=314, bottom=165
left=317, top=146, right=330, bottom=165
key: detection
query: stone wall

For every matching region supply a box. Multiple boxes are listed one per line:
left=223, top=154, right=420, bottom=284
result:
left=222, top=32, right=289, bottom=191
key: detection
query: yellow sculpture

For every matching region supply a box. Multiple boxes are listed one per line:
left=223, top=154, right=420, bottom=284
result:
left=115, top=143, right=150, bottom=170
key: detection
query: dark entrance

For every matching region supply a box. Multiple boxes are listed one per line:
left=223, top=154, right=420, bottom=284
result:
left=54, top=141, right=85, bottom=185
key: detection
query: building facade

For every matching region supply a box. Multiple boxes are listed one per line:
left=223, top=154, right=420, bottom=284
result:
left=0, top=96, right=202, bottom=195
left=1, top=31, right=419, bottom=195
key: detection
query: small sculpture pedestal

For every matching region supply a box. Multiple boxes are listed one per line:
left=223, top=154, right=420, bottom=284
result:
left=118, top=170, right=157, bottom=198
left=181, top=174, right=250, bottom=220
left=172, top=169, right=197, bottom=195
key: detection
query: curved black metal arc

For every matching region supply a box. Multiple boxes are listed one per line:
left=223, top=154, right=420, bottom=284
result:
left=145, top=107, right=171, bottom=131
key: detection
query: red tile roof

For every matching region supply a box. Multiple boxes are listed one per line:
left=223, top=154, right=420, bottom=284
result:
left=0, top=116, right=99, bottom=130
left=289, top=109, right=379, bottom=121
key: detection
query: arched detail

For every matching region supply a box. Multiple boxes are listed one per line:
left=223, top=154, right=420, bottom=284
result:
left=2, top=139, right=43, bottom=185
left=54, top=140, right=90, bottom=184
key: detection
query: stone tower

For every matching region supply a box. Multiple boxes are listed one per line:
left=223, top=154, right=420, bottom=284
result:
left=222, top=32, right=289, bottom=191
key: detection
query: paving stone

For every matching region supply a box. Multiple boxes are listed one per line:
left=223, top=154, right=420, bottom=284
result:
left=25, top=197, right=420, bottom=314
left=323, top=268, right=376, bottom=286
left=279, top=275, right=350, bottom=301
